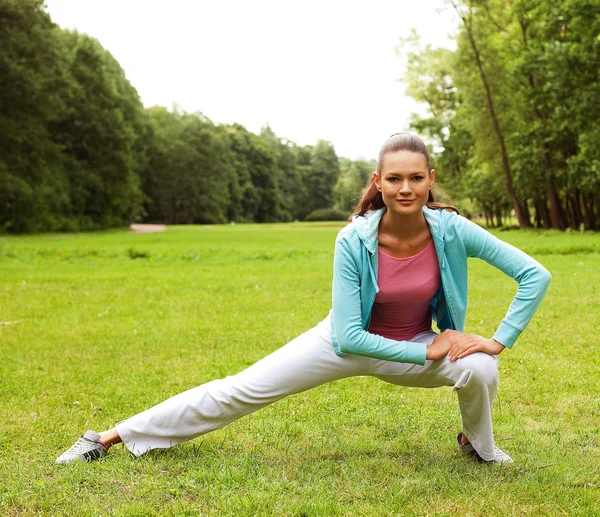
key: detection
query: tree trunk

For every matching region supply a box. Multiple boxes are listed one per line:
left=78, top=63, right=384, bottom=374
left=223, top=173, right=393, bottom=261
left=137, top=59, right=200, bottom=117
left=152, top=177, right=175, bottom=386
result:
left=569, top=191, right=583, bottom=229
left=534, top=197, right=550, bottom=228
left=558, top=189, right=569, bottom=229
left=518, top=12, right=555, bottom=231
left=460, top=5, right=530, bottom=228
left=521, top=202, right=531, bottom=228
left=584, top=194, right=595, bottom=230
left=495, top=207, right=503, bottom=227
left=533, top=202, right=542, bottom=228
left=547, top=183, right=564, bottom=230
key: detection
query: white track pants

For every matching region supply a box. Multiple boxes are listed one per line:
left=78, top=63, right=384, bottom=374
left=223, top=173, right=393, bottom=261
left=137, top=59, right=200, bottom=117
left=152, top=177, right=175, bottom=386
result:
left=116, top=317, right=499, bottom=461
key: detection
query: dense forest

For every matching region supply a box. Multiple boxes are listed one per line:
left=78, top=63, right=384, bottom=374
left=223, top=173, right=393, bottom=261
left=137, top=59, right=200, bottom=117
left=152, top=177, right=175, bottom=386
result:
left=1, top=0, right=599, bottom=233
left=1, top=0, right=372, bottom=233
left=401, top=0, right=600, bottom=229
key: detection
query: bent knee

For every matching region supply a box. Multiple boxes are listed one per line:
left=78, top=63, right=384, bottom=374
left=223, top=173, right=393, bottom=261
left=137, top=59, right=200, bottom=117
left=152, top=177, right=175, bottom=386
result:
left=453, top=352, right=498, bottom=389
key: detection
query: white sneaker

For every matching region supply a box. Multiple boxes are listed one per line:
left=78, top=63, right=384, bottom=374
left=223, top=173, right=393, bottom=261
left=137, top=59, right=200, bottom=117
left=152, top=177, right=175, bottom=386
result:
left=56, top=430, right=108, bottom=464
left=457, top=433, right=513, bottom=464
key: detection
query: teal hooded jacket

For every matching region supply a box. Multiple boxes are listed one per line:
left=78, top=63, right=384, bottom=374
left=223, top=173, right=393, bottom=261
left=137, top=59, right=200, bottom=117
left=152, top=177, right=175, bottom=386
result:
left=330, top=206, right=552, bottom=365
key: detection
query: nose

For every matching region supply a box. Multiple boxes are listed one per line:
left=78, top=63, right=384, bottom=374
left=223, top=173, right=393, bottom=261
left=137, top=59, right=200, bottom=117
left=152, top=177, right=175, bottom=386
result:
left=398, top=180, right=412, bottom=195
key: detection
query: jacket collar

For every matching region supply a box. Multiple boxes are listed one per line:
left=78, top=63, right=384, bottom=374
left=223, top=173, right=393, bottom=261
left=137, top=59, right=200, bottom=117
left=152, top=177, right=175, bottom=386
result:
left=352, top=206, right=442, bottom=255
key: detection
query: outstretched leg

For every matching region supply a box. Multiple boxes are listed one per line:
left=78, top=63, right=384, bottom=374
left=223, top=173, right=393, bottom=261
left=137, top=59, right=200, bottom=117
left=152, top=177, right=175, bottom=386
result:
left=112, top=318, right=371, bottom=456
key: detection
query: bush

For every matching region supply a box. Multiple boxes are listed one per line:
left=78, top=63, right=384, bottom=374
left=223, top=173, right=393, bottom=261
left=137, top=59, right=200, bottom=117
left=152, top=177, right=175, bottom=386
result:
left=304, top=208, right=348, bottom=221
left=128, top=247, right=150, bottom=259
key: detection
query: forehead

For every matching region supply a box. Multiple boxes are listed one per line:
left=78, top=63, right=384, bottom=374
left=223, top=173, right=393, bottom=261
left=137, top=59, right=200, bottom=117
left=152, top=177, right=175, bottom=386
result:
left=381, top=151, right=428, bottom=174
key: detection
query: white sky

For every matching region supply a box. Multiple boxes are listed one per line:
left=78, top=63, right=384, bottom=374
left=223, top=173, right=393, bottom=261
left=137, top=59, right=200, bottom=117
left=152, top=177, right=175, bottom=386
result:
left=44, top=0, right=457, bottom=160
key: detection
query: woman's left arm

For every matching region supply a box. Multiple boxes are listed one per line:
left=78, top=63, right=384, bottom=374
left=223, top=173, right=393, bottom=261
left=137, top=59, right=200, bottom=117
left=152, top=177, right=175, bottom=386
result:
left=458, top=216, right=552, bottom=350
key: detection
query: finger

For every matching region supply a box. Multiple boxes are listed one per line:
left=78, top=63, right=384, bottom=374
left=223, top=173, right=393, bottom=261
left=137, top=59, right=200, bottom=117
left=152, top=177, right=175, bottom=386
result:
left=449, top=335, right=474, bottom=359
left=450, top=341, right=479, bottom=361
left=456, top=343, right=481, bottom=360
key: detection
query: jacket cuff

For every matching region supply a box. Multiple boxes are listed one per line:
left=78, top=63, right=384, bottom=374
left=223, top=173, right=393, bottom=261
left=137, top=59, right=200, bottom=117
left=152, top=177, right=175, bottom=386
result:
left=409, top=343, right=428, bottom=365
left=492, top=321, right=522, bottom=349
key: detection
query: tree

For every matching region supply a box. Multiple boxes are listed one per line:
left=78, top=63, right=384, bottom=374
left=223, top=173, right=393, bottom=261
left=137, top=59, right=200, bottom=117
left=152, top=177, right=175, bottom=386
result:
left=303, top=140, right=340, bottom=217
left=0, top=1, right=150, bottom=232
left=399, top=36, right=476, bottom=213
left=225, top=124, right=283, bottom=223
left=451, top=0, right=531, bottom=227
left=0, top=0, right=66, bottom=232
left=333, top=158, right=374, bottom=214
left=260, top=126, right=306, bottom=221
left=143, top=107, right=231, bottom=224
left=401, top=0, right=600, bottom=229
left=51, top=29, right=148, bottom=229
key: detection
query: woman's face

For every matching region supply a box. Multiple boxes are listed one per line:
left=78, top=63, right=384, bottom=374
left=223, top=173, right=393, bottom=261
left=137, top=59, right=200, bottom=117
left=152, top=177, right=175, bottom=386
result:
left=374, top=150, right=435, bottom=216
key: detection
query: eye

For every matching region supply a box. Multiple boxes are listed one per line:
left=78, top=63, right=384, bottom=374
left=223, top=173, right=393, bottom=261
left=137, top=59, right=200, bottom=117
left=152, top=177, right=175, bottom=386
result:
left=412, top=175, right=424, bottom=181
left=387, top=177, right=399, bottom=182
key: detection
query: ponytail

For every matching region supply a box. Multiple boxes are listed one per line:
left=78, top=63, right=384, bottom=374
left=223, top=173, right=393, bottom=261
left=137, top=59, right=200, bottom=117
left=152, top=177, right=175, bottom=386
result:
left=351, top=175, right=385, bottom=219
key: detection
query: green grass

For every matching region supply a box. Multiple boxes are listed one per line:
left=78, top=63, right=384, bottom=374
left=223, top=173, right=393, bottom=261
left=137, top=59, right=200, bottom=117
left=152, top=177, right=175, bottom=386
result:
left=1, top=223, right=599, bottom=516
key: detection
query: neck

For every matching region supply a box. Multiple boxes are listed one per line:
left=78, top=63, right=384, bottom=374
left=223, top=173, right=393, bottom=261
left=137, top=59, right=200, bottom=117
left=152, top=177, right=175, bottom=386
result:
left=380, top=207, right=428, bottom=238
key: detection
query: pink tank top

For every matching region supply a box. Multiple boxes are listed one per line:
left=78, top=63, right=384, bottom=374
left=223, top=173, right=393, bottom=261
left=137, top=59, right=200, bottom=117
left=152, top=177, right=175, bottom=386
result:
left=367, top=239, right=441, bottom=341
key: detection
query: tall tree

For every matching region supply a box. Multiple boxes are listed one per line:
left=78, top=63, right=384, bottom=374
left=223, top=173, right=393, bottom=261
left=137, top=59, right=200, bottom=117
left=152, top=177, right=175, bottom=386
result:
left=260, top=125, right=306, bottom=221
left=143, top=107, right=231, bottom=224
left=0, top=0, right=66, bottom=232
left=51, top=29, right=147, bottom=229
left=226, top=124, right=283, bottom=223
left=303, top=140, right=340, bottom=216
left=333, top=158, right=374, bottom=213
left=401, top=0, right=600, bottom=229
left=399, top=36, right=477, bottom=212
left=451, top=0, right=531, bottom=227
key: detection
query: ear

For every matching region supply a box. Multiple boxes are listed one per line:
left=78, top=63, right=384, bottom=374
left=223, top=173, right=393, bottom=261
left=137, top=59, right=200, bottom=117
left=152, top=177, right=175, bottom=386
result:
left=429, top=169, right=436, bottom=189
left=373, top=172, right=382, bottom=192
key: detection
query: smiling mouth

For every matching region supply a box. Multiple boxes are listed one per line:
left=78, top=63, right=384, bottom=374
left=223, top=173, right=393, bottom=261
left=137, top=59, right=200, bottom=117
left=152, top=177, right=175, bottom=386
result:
left=397, top=199, right=415, bottom=204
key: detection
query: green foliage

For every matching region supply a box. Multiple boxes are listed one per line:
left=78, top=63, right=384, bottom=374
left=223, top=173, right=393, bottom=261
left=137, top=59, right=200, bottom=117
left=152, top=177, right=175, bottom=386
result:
left=225, top=124, right=283, bottom=223
left=51, top=29, right=148, bottom=229
left=0, top=0, right=66, bottom=232
left=260, top=125, right=307, bottom=222
left=333, top=158, right=374, bottom=213
left=0, top=1, right=149, bottom=232
left=142, top=107, right=231, bottom=224
left=302, top=140, right=341, bottom=217
left=0, top=3, right=363, bottom=233
left=128, top=247, right=151, bottom=259
left=304, top=208, right=349, bottom=221
left=400, top=0, right=600, bottom=230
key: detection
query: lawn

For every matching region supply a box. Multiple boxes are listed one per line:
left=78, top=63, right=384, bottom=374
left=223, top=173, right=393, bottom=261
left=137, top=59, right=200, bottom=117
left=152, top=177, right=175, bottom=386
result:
left=0, top=223, right=598, bottom=516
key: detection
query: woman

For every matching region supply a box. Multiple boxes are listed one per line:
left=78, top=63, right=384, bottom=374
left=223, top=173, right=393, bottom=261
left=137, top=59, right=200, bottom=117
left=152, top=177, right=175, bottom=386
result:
left=56, top=133, right=551, bottom=465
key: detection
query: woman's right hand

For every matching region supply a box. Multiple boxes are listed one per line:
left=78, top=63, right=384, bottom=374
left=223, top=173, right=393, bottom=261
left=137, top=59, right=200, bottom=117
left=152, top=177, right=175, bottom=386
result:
left=426, top=330, right=453, bottom=360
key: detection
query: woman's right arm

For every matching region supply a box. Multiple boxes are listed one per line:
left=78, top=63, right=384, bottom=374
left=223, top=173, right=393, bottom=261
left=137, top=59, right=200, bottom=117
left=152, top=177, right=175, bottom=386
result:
left=331, top=234, right=429, bottom=365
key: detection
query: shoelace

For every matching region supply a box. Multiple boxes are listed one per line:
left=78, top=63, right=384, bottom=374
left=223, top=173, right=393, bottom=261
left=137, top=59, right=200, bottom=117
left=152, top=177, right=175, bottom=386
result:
left=69, top=437, right=96, bottom=453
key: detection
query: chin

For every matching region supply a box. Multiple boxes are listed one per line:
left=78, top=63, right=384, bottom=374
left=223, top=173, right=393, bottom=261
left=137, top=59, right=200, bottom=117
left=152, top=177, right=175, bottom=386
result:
left=388, top=204, right=423, bottom=215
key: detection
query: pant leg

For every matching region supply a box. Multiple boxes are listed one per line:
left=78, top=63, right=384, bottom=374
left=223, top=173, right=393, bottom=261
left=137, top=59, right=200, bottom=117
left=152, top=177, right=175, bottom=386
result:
left=116, top=318, right=372, bottom=456
left=371, top=331, right=499, bottom=462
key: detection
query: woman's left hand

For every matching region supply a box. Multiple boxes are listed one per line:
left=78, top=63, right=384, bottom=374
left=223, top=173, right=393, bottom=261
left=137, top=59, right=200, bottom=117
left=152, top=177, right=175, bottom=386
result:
left=445, top=330, right=505, bottom=361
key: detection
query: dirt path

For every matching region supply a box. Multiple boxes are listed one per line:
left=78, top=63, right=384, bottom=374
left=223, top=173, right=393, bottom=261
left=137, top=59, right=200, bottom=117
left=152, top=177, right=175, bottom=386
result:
left=129, top=224, right=167, bottom=233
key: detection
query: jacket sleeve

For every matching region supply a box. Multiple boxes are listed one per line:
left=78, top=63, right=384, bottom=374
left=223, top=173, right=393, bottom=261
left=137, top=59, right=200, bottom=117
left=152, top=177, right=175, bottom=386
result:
left=459, top=217, right=552, bottom=348
left=331, top=234, right=428, bottom=365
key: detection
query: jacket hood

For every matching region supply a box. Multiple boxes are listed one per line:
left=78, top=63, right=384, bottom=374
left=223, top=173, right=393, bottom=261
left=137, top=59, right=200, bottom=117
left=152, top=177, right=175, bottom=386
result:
left=351, top=207, right=386, bottom=254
